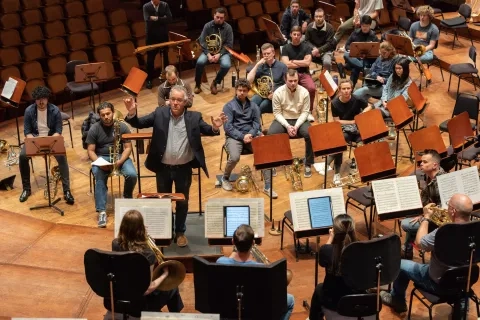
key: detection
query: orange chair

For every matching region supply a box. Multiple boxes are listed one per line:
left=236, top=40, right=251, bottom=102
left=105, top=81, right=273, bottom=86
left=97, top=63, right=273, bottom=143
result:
left=66, top=17, right=88, bottom=34
left=204, top=0, right=221, bottom=9
left=67, top=33, right=90, bottom=52
left=93, top=46, right=114, bottom=63
left=23, top=43, right=45, bottom=62
left=0, top=66, right=21, bottom=83
left=22, top=61, right=45, bottom=81
left=65, top=1, right=86, bottom=18
left=263, top=0, right=280, bottom=15
left=111, top=25, right=132, bottom=43
left=130, top=21, right=146, bottom=38
left=229, top=3, right=246, bottom=20
left=22, top=9, right=43, bottom=26
left=22, top=0, right=43, bottom=10
left=25, top=78, right=47, bottom=100
left=186, top=0, right=204, bottom=12
left=109, top=9, right=128, bottom=26
left=222, top=0, right=238, bottom=6
left=116, top=41, right=136, bottom=59
left=43, top=5, right=64, bottom=22
left=0, top=13, right=22, bottom=30
left=45, top=37, right=68, bottom=56
left=44, top=0, right=63, bottom=5
left=1, top=0, right=21, bottom=13
left=0, top=29, right=22, bottom=48
left=47, top=55, right=68, bottom=74
left=69, top=50, right=89, bottom=62
left=0, top=47, right=22, bottom=66
left=87, top=12, right=109, bottom=30
left=44, top=20, right=66, bottom=39
left=85, top=0, right=105, bottom=14
left=21, top=25, right=44, bottom=43
left=119, top=56, right=141, bottom=77
left=245, top=1, right=263, bottom=17
left=89, top=28, right=112, bottom=47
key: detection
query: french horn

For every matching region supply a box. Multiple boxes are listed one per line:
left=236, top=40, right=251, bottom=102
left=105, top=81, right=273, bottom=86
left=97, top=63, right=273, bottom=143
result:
left=429, top=206, right=452, bottom=227
left=252, top=75, right=274, bottom=99
left=284, top=157, right=303, bottom=191
left=205, top=33, right=222, bottom=55
left=235, top=165, right=259, bottom=192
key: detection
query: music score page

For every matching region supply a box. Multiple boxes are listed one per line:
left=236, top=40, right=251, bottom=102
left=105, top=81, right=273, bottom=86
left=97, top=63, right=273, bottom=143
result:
left=437, top=166, right=480, bottom=208
left=205, top=198, right=265, bottom=238
left=289, top=188, right=345, bottom=231
left=114, top=199, right=172, bottom=239
left=372, top=176, right=422, bottom=214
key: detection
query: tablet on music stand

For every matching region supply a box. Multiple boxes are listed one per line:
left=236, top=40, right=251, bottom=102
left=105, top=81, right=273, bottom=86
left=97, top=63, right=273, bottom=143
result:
left=224, top=205, right=250, bottom=237
left=307, top=196, right=334, bottom=229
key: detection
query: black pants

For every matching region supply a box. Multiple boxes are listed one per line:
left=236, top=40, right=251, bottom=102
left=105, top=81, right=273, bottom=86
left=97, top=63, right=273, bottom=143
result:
left=145, top=287, right=184, bottom=312
left=309, top=283, right=325, bottom=320
left=146, top=37, right=170, bottom=81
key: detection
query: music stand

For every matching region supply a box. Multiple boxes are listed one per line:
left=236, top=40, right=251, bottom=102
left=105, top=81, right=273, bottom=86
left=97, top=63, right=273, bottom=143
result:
left=385, top=34, right=415, bottom=57
left=355, top=109, right=389, bottom=144
left=193, top=255, right=287, bottom=320
left=408, top=82, right=428, bottom=132
left=340, top=234, right=401, bottom=320
left=252, top=134, right=293, bottom=221
left=25, top=136, right=66, bottom=216
left=262, top=18, right=287, bottom=58
left=169, top=32, right=193, bottom=77
left=225, top=46, right=253, bottom=81
left=309, top=122, right=347, bottom=189
left=348, top=42, right=380, bottom=73
left=386, top=95, right=414, bottom=167
left=75, top=62, right=108, bottom=112
left=119, top=67, right=147, bottom=98
left=318, top=70, right=338, bottom=99
left=0, top=76, right=26, bottom=146
left=354, top=142, right=396, bottom=238
left=84, top=248, right=151, bottom=320
left=448, top=111, right=476, bottom=154
left=408, top=125, right=448, bottom=165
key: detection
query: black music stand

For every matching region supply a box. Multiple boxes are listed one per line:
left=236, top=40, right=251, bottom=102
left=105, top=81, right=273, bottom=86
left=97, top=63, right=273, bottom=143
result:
left=84, top=248, right=151, bottom=320
left=75, top=62, right=107, bottom=112
left=25, top=136, right=66, bottom=216
left=252, top=134, right=294, bottom=222
left=339, top=234, right=401, bottom=320
left=262, top=17, right=287, bottom=59
left=349, top=42, right=380, bottom=74
left=193, top=255, right=287, bottom=320
left=169, top=31, right=193, bottom=78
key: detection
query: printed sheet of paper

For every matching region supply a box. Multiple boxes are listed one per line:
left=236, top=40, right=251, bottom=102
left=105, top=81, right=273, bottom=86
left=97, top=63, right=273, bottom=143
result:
left=437, top=166, right=480, bottom=208
left=289, top=188, right=345, bottom=231
left=114, top=199, right=172, bottom=239
left=323, top=70, right=338, bottom=94
left=205, top=198, right=264, bottom=238
left=1, top=77, right=17, bottom=100
left=91, top=157, right=113, bottom=166
left=372, top=176, right=422, bottom=214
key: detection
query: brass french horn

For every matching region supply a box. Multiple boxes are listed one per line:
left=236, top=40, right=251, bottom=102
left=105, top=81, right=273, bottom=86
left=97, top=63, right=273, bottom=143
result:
left=205, top=34, right=222, bottom=55
left=429, top=206, right=452, bottom=227
left=284, top=157, right=303, bottom=191
left=235, top=165, right=259, bottom=192
left=252, top=75, right=274, bottom=99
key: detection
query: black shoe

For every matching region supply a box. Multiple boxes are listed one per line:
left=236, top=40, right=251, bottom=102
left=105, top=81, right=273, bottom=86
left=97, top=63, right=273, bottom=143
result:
left=64, top=190, right=75, bottom=205
left=19, top=189, right=31, bottom=202
left=380, top=291, right=407, bottom=314
left=146, top=80, right=152, bottom=89
left=337, top=62, right=346, bottom=79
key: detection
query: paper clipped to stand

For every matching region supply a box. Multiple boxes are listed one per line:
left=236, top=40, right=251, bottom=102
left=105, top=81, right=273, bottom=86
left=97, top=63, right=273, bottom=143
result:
left=114, top=199, right=172, bottom=239
left=1, top=77, right=18, bottom=100
left=205, top=198, right=265, bottom=238
left=91, top=157, right=113, bottom=167
left=323, top=70, right=338, bottom=94
left=436, top=166, right=480, bottom=209
left=289, top=188, right=345, bottom=231
left=371, top=176, right=422, bottom=215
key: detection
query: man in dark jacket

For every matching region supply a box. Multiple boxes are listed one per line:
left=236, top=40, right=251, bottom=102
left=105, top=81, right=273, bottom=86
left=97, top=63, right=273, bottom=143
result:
left=143, top=0, right=172, bottom=89
left=124, top=85, right=227, bottom=247
left=305, top=8, right=336, bottom=72
left=280, top=0, right=311, bottom=41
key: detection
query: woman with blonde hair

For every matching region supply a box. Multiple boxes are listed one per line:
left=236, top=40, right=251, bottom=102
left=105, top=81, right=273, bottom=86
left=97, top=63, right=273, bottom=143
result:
left=353, top=41, right=397, bottom=102
left=104, top=210, right=184, bottom=319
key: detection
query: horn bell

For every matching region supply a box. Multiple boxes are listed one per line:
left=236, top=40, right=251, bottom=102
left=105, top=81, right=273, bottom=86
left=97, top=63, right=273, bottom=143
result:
left=152, top=260, right=187, bottom=291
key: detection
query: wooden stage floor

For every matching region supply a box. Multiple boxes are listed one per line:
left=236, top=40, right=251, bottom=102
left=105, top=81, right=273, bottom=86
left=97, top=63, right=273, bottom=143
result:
left=1, top=24, right=480, bottom=319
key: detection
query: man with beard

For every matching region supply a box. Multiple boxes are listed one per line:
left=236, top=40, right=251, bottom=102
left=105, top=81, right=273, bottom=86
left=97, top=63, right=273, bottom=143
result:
left=86, top=101, right=137, bottom=228
left=157, top=65, right=194, bottom=108
left=19, top=86, right=75, bottom=205
left=280, top=0, right=311, bottom=42
left=193, top=7, right=233, bottom=95
left=305, top=8, right=336, bottom=72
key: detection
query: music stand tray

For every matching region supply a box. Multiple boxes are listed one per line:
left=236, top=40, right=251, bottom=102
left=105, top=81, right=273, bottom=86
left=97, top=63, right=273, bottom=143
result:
left=262, top=18, right=287, bottom=46
left=25, top=136, right=66, bottom=216
left=355, top=109, right=389, bottom=144
left=75, top=62, right=108, bottom=112
left=386, top=34, right=416, bottom=57
left=120, top=67, right=147, bottom=98
left=448, top=112, right=475, bottom=153
left=348, top=42, right=380, bottom=59
left=408, top=125, right=447, bottom=165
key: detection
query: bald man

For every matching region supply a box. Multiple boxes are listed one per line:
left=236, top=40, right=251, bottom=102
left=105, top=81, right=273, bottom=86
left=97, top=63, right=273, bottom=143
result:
left=381, top=193, right=473, bottom=315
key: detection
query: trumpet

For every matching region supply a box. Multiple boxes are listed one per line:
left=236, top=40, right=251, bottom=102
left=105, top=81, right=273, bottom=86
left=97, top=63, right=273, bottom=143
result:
left=429, top=206, right=452, bottom=226
left=146, top=235, right=186, bottom=291
left=250, top=244, right=293, bottom=286
left=235, top=165, right=259, bottom=193
left=284, top=157, right=303, bottom=191
left=329, top=171, right=361, bottom=188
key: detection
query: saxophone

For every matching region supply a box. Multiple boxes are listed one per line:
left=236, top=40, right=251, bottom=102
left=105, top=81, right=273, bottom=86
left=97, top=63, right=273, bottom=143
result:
left=44, top=162, right=61, bottom=200
left=109, top=119, right=122, bottom=177
left=284, top=157, right=303, bottom=191
left=429, top=206, right=452, bottom=226
left=235, top=165, right=259, bottom=193
left=250, top=244, right=293, bottom=286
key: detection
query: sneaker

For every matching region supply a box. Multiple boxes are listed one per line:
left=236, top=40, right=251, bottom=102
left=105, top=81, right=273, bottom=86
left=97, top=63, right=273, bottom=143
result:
left=176, top=233, right=188, bottom=247
left=304, top=165, right=312, bottom=178
left=333, top=173, right=341, bottom=185
left=272, top=167, right=277, bottom=177
left=194, top=86, right=201, bottom=94
left=380, top=291, right=407, bottom=314
left=263, top=188, right=278, bottom=199
left=98, top=211, right=107, bottom=228
left=307, top=114, right=315, bottom=122
left=221, top=177, right=233, bottom=191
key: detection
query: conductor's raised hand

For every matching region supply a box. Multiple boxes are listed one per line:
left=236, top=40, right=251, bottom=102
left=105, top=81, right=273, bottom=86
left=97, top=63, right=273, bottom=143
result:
left=211, top=112, right=228, bottom=129
left=124, top=97, right=137, bottom=115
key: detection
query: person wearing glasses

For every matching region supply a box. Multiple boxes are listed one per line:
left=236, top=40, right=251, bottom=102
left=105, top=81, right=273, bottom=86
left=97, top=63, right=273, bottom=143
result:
left=124, top=85, right=227, bottom=248
left=400, top=149, right=446, bottom=260
left=157, top=65, right=193, bottom=108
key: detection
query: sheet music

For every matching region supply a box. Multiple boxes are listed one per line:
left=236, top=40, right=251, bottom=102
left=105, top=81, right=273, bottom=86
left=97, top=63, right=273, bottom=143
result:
left=114, top=199, right=172, bottom=239
left=205, top=198, right=265, bottom=238
left=1, top=77, right=17, bottom=100
left=372, top=176, right=422, bottom=214
left=437, top=166, right=480, bottom=208
left=289, top=188, right=345, bottom=231
left=323, top=70, right=338, bottom=93
left=91, top=157, right=112, bottom=166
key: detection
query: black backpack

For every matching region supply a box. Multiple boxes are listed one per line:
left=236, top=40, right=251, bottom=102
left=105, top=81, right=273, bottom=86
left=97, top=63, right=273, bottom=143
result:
left=81, top=111, right=100, bottom=149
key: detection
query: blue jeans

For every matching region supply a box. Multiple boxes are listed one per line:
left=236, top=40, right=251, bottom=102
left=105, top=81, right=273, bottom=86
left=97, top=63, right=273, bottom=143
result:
left=194, top=53, right=231, bottom=87
left=353, top=85, right=384, bottom=100
left=284, top=293, right=295, bottom=320
left=401, top=217, right=420, bottom=250
left=251, top=94, right=272, bottom=114
left=391, top=260, right=438, bottom=301
left=418, top=50, right=434, bottom=64
left=92, top=156, right=137, bottom=212
left=343, top=52, right=375, bottom=87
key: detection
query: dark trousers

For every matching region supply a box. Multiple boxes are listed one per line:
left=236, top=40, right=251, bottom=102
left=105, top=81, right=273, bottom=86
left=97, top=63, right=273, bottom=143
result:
left=327, top=131, right=361, bottom=173
left=268, top=119, right=314, bottom=165
left=309, top=283, right=325, bottom=320
left=146, top=36, right=169, bottom=81
left=145, top=287, right=184, bottom=312
left=155, top=163, right=192, bottom=234
left=19, top=144, right=70, bottom=192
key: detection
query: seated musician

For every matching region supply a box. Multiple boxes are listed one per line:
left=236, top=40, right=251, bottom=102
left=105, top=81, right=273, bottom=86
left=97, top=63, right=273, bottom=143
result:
left=104, top=209, right=184, bottom=319
left=409, top=5, right=439, bottom=64
left=157, top=65, right=193, bottom=108
left=264, top=69, right=314, bottom=182
left=372, top=57, right=412, bottom=118
left=280, top=0, right=311, bottom=42
left=281, top=26, right=316, bottom=120
left=246, top=43, right=288, bottom=115
left=327, top=79, right=371, bottom=185
left=193, top=7, right=233, bottom=95
left=305, top=8, right=336, bottom=72
left=221, top=79, right=273, bottom=194
left=353, top=41, right=397, bottom=103
left=19, top=85, right=75, bottom=205
left=334, top=0, right=383, bottom=43
left=381, top=193, right=473, bottom=316
left=216, top=224, right=295, bottom=320
left=86, top=102, right=137, bottom=228
left=309, top=214, right=371, bottom=320
left=343, top=15, right=380, bottom=88
left=401, top=149, right=446, bottom=260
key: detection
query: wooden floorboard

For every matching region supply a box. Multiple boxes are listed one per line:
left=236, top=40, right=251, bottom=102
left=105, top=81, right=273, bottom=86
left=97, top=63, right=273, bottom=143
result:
left=1, top=27, right=480, bottom=319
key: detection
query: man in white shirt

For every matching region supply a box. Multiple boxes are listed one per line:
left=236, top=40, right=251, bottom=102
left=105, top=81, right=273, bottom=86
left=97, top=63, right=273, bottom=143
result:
left=334, top=0, right=383, bottom=42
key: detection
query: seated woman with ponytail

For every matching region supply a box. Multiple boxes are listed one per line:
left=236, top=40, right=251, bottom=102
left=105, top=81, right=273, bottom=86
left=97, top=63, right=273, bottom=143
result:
left=308, top=214, right=369, bottom=320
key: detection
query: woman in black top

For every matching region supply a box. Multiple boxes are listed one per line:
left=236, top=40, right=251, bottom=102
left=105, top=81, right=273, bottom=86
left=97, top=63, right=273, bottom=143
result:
left=309, top=214, right=360, bottom=320
left=105, top=210, right=184, bottom=318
